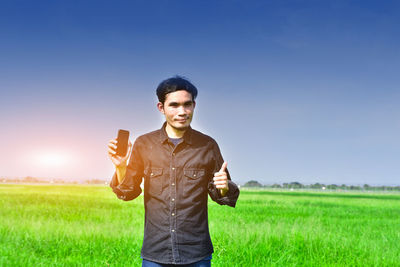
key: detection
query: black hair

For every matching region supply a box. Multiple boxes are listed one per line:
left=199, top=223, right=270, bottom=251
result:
left=156, top=76, right=198, bottom=104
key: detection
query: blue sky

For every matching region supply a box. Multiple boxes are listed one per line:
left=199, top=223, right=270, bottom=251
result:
left=1, top=1, right=399, bottom=185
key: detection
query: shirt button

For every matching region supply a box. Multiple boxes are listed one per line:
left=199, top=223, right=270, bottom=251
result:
left=193, top=174, right=196, bottom=177
left=171, top=229, right=175, bottom=232
left=172, top=167, right=175, bottom=170
left=172, top=198, right=175, bottom=201
left=172, top=213, right=175, bottom=216
left=150, top=173, right=154, bottom=176
left=172, top=183, right=175, bottom=186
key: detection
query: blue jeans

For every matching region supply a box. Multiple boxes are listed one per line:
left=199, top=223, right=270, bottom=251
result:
left=142, top=255, right=212, bottom=267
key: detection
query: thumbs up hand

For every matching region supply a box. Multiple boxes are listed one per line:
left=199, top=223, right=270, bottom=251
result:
left=213, top=162, right=229, bottom=197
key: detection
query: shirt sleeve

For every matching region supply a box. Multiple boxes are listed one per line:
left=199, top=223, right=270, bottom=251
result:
left=109, top=137, right=144, bottom=201
left=207, top=140, right=240, bottom=207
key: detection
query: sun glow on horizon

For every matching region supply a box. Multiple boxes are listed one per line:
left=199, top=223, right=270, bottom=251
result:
left=16, top=144, right=103, bottom=179
left=25, top=149, right=77, bottom=173
left=18, top=148, right=80, bottom=178
left=36, top=151, right=71, bottom=167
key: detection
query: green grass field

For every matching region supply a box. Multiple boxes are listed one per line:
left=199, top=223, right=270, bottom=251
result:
left=1, top=184, right=399, bottom=266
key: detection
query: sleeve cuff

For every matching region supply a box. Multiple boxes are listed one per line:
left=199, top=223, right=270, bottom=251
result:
left=208, top=180, right=240, bottom=207
left=109, top=172, right=141, bottom=201
left=109, top=172, right=119, bottom=187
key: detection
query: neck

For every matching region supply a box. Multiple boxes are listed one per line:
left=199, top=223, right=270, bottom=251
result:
left=165, top=123, right=187, bottom=138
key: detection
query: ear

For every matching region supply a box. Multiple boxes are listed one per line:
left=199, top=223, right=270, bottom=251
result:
left=193, top=100, right=196, bottom=109
left=157, top=102, right=165, bottom=114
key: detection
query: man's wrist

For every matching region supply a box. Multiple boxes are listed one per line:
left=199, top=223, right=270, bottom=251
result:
left=220, top=187, right=229, bottom=197
left=116, top=165, right=127, bottom=184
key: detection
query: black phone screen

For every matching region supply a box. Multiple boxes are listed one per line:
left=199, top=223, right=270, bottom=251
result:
left=116, top=129, right=130, bottom=156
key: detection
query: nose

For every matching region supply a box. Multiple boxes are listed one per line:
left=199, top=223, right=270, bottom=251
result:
left=177, top=106, right=186, bottom=116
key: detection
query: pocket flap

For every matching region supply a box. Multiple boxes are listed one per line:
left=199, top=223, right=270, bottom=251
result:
left=184, top=169, right=205, bottom=179
left=145, top=167, right=163, bottom=177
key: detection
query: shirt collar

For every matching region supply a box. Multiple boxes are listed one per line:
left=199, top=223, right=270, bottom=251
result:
left=159, top=122, right=193, bottom=145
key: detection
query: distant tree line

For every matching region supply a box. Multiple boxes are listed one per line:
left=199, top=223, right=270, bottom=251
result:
left=242, top=180, right=400, bottom=191
left=2, top=177, right=399, bottom=191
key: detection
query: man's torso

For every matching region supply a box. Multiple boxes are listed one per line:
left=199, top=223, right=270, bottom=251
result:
left=130, top=124, right=222, bottom=264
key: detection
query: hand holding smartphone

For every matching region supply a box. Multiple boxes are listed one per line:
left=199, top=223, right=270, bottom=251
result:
left=108, top=129, right=131, bottom=183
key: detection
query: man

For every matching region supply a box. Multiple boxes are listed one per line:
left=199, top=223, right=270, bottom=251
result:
left=107, top=76, right=240, bottom=266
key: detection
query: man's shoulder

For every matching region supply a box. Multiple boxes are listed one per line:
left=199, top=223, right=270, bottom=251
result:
left=190, top=128, right=218, bottom=145
left=135, top=128, right=162, bottom=142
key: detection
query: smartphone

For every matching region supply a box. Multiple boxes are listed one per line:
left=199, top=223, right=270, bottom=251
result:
left=116, top=129, right=130, bottom=156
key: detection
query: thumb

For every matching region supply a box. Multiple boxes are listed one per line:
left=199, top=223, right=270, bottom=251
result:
left=219, top=161, right=228, bottom=173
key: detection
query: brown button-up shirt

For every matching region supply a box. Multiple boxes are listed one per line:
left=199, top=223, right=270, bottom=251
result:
left=110, top=123, right=240, bottom=265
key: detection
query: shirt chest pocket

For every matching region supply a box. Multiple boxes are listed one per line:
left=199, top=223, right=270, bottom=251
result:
left=183, top=169, right=206, bottom=197
left=145, top=167, right=163, bottom=195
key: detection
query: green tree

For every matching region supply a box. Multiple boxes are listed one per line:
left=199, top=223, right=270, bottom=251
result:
left=243, top=180, right=263, bottom=187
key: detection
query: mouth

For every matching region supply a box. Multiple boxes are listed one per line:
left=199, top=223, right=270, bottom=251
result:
left=175, top=118, right=188, bottom=123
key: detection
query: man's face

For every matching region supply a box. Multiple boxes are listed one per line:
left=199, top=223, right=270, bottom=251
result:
left=158, top=90, right=195, bottom=131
